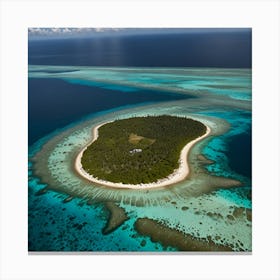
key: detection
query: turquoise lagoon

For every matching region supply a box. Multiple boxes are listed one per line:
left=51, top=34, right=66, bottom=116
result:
left=28, top=66, right=252, bottom=252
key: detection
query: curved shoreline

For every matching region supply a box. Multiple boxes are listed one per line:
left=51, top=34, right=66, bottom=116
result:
left=75, top=119, right=211, bottom=189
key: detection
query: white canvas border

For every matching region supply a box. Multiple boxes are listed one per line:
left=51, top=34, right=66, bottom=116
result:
left=0, top=0, right=279, bottom=279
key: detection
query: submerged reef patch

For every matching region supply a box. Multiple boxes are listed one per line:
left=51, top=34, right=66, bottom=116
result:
left=134, top=218, right=233, bottom=251
left=102, top=202, right=128, bottom=235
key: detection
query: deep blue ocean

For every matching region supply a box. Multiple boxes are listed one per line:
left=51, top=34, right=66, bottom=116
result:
left=28, top=78, right=190, bottom=145
left=29, top=31, right=251, bottom=68
left=227, top=127, right=252, bottom=178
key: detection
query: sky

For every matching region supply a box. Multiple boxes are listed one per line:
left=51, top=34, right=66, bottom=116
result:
left=28, top=27, right=251, bottom=40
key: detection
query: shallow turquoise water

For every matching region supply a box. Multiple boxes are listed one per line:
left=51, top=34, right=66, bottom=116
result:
left=29, top=181, right=168, bottom=251
left=28, top=66, right=252, bottom=252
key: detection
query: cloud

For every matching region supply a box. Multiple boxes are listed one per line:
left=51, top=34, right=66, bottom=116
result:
left=28, top=28, right=125, bottom=39
left=28, top=28, right=251, bottom=40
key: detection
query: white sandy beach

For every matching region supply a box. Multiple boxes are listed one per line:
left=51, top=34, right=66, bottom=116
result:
left=75, top=120, right=211, bottom=189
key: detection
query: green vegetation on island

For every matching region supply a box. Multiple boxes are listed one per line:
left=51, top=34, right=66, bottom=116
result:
left=81, top=115, right=207, bottom=184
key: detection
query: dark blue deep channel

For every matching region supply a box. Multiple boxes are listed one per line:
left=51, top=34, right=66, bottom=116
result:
left=28, top=78, right=191, bottom=145
left=227, top=128, right=252, bottom=179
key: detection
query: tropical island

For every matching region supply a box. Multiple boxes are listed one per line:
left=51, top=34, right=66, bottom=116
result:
left=75, top=115, right=211, bottom=189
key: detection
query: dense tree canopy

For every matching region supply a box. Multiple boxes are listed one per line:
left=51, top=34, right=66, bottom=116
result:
left=81, top=115, right=206, bottom=184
